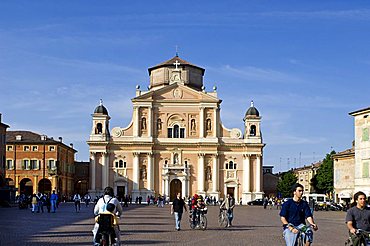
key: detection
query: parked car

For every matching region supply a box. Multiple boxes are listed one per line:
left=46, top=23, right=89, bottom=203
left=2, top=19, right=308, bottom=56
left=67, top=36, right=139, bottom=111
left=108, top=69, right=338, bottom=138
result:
left=247, top=199, right=263, bottom=206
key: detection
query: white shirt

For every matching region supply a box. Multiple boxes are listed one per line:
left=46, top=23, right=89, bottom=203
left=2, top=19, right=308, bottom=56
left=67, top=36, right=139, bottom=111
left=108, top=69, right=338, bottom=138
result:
left=94, top=195, right=123, bottom=216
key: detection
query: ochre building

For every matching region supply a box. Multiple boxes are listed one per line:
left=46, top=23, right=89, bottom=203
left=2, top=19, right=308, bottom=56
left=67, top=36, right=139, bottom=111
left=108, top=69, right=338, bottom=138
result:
left=5, top=131, right=77, bottom=197
left=87, top=56, right=265, bottom=203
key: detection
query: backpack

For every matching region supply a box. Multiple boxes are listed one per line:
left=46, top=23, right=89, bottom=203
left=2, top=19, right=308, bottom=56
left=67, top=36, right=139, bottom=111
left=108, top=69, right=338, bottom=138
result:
left=101, top=197, right=113, bottom=212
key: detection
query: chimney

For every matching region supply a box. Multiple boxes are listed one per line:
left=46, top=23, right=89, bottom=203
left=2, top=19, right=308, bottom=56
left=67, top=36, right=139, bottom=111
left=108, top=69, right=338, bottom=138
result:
left=0, top=113, right=2, bottom=122
left=16, top=135, right=22, bottom=141
left=41, top=135, right=47, bottom=141
left=59, top=137, right=62, bottom=142
left=70, top=143, right=74, bottom=149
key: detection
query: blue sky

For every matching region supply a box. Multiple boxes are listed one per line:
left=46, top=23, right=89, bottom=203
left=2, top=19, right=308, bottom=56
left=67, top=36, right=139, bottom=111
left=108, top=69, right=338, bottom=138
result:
left=1, top=1, right=370, bottom=172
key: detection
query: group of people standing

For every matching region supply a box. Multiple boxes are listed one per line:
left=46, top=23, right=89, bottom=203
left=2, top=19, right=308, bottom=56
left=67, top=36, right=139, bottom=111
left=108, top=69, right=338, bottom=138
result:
left=29, top=190, right=59, bottom=213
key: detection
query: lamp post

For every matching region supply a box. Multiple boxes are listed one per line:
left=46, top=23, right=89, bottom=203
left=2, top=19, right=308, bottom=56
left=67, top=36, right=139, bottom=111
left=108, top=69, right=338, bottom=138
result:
left=42, top=135, right=46, bottom=194
left=13, top=142, right=16, bottom=195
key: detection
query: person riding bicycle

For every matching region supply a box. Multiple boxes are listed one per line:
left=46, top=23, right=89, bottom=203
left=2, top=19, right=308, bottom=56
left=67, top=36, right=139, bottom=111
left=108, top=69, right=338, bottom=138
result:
left=345, top=191, right=370, bottom=246
left=280, top=183, right=318, bottom=246
left=220, top=193, right=235, bottom=227
left=93, top=187, right=123, bottom=246
left=94, top=203, right=118, bottom=244
left=191, top=194, right=206, bottom=227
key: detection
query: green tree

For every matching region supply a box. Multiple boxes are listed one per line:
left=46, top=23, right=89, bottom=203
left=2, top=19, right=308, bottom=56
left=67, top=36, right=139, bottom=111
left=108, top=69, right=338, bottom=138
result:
left=312, top=150, right=336, bottom=195
left=277, top=171, right=298, bottom=198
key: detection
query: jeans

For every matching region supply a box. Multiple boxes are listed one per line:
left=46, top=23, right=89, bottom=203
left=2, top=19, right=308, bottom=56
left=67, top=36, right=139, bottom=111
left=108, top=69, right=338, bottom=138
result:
left=51, top=200, right=57, bottom=212
left=283, top=224, right=313, bottom=246
left=227, top=209, right=233, bottom=225
left=75, top=201, right=81, bottom=211
left=37, top=201, right=44, bottom=213
left=174, top=212, right=183, bottom=229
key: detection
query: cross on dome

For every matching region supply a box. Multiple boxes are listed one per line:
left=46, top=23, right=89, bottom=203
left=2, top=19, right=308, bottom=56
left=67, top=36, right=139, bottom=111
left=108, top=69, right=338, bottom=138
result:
left=100, top=99, right=103, bottom=106
left=251, top=100, right=254, bottom=107
left=173, top=60, right=180, bottom=70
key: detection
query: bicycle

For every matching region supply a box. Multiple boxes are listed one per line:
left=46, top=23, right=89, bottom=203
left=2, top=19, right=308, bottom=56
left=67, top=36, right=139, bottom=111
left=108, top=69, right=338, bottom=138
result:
left=285, top=224, right=312, bottom=246
left=189, top=208, right=208, bottom=230
left=218, top=208, right=228, bottom=228
left=345, top=229, right=370, bottom=246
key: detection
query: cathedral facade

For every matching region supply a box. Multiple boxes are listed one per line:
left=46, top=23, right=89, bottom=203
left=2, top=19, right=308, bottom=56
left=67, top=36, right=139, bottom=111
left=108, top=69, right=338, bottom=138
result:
left=87, top=56, right=265, bottom=203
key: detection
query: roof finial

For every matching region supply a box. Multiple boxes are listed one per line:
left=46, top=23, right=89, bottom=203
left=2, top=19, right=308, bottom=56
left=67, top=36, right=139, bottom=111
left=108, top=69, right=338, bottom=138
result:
left=250, top=100, right=254, bottom=107
left=99, top=99, right=103, bottom=106
left=175, top=45, right=179, bottom=57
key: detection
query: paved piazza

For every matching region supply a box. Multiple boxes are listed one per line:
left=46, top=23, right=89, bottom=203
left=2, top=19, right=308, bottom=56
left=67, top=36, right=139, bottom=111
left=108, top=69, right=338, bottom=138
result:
left=0, top=203, right=348, bottom=245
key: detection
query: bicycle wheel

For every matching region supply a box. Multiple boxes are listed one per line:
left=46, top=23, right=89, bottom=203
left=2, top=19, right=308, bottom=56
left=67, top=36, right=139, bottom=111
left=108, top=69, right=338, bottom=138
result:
left=218, top=212, right=228, bottom=228
left=189, top=216, right=195, bottom=229
left=200, top=215, right=207, bottom=230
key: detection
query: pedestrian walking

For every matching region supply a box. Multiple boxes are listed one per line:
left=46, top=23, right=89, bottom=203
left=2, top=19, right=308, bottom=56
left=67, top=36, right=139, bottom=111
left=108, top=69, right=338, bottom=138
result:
left=31, top=194, right=38, bottom=213
left=73, top=192, right=81, bottom=212
left=50, top=190, right=58, bottom=213
left=84, top=193, right=91, bottom=207
left=36, top=192, right=44, bottom=213
left=171, top=192, right=187, bottom=231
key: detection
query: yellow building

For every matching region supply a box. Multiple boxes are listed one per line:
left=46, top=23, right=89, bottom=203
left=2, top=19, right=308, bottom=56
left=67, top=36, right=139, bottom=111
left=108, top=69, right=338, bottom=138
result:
left=87, top=56, right=265, bottom=203
left=293, top=162, right=321, bottom=193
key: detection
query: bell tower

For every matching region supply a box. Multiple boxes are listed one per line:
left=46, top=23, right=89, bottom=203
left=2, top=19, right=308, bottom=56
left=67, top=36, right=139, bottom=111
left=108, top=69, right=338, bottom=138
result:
left=243, top=100, right=262, bottom=143
left=90, top=99, right=111, bottom=141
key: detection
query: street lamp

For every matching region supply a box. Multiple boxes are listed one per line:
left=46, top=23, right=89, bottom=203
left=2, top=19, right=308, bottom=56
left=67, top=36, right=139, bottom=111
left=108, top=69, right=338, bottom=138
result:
left=41, top=135, right=47, bottom=194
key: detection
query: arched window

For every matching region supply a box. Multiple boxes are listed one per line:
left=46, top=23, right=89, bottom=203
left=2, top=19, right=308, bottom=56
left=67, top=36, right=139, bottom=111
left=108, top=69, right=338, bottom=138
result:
left=115, top=159, right=127, bottom=169
left=226, top=161, right=237, bottom=170
left=96, top=123, right=103, bottom=134
left=167, top=124, right=185, bottom=138
left=250, top=125, right=256, bottom=136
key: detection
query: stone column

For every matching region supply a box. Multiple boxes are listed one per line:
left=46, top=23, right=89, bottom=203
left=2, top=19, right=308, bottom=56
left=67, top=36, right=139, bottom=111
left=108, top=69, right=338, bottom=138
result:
left=164, top=176, right=169, bottom=197
left=90, top=153, right=96, bottom=190
left=133, top=106, right=140, bottom=137
left=34, top=176, right=38, bottom=194
left=198, top=153, right=205, bottom=193
left=15, top=175, right=19, bottom=190
left=148, top=106, right=152, bottom=137
left=102, top=152, right=107, bottom=189
left=147, top=153, right=154, bottom=191
left=243, top=154, right=251, bottom=193
left=52, top=176, right=57, bottom=191
left=133, top=152, right=140, bottom=191
left=212, top=154, right=219, bottom=193
left=213, top=108, right=217, bottom=137
left=105, top=152, right=110, bottom=188
left=256, top=155, right=262, bottom=193
left=199, top=107, right=204, bottom=138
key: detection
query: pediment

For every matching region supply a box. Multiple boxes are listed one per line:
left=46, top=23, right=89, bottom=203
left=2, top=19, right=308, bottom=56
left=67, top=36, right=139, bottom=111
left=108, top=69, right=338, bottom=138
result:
left=133, top=83, right=219, bottom=103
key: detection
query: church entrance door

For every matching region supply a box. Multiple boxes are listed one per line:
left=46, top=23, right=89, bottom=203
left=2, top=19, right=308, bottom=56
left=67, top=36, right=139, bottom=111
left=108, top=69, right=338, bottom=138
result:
left=170, top=179, right=182, bottom=201
left=227, top=187, right=235, bottom=197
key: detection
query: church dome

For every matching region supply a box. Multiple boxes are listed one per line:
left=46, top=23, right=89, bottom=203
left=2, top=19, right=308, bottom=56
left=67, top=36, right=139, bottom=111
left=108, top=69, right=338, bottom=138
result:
left=94, top=99, right=109, bottom=115
left=148, top=55, right=205, bottom=91
left=244, top=101, right=259, bottom=120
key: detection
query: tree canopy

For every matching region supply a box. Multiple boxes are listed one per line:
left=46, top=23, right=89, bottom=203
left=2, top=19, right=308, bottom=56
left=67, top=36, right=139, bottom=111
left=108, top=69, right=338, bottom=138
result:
left=312, top=150, right=336, bottom=195
left=277, top=170, right=298, bottom=198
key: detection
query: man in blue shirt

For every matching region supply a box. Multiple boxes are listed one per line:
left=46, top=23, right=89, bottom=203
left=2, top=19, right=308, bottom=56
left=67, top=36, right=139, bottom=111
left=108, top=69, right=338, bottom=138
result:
left=280, top=183, right=318, bottom=246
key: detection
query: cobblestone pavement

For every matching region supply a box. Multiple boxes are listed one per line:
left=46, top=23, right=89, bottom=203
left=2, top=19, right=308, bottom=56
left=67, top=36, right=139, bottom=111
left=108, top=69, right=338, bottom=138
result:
left=0, top=203, right=348, bottom=245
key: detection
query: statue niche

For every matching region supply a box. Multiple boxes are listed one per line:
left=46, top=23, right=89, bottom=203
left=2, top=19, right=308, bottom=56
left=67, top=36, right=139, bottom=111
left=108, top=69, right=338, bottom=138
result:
left=141, top=117, right=147, bottom=130
left=140, top=165, right=147, bottom=180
